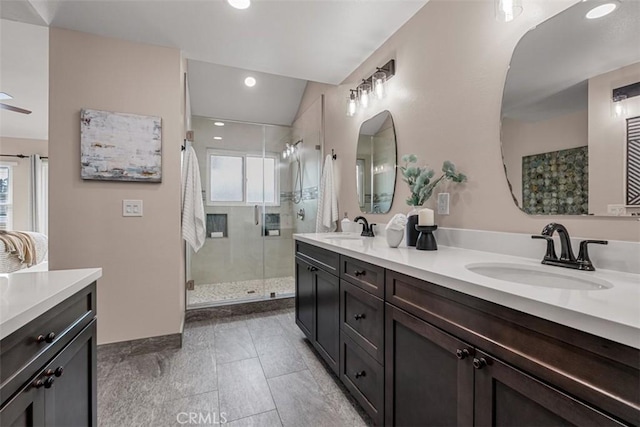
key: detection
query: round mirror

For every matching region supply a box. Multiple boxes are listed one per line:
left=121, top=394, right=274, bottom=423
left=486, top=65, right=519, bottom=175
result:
left=356, top=110, right=397, bottom=214
left=501, top=0, right=640, bottom=216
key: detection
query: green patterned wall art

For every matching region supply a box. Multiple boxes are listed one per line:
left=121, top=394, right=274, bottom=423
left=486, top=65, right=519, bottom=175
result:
left=522, top=146, right=588, bottom=215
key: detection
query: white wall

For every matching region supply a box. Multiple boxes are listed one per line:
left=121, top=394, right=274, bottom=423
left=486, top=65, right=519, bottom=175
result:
left=48, top=28, right=185, bottom=344
left=588, top=62, right=640, bottom=215
left=301, top=0, right=639, bottom=242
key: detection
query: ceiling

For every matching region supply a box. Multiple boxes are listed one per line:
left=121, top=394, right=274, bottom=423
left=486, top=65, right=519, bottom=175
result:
left=1, top=0, right=427, bottom=133
left=502, top=0, right=640, bottom=122
left=0, top=19, right=49, bottom=140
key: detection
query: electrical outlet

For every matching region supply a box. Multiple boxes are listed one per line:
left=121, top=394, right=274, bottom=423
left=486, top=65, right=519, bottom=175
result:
left=123, top=200, right=143, bottom=217
left=607, top=204, right=625, bottom=216
left=437, top=193, right=450, bottom=215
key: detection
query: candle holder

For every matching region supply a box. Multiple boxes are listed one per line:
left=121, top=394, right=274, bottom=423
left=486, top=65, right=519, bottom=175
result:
left=415, top=225, right=438, bottom=251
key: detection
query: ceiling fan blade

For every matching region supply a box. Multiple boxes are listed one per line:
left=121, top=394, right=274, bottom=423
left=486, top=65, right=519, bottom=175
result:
left=0, top=103, right=32, bottom=114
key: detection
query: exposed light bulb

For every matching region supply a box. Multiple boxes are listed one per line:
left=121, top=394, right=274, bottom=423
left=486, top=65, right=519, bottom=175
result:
left=495, top=0, right=523, bottom=22
left=227, top=0, right=250, bottom=10
left=613, top=98, right=627, bottom=118
left=373, top=70, right=387, bottom=99
left=586, top=3, right=618, bottom=19
left=244, top=77, right=256, bottom=87
left=358, top=81, right=372, bottom=109
left=346, top=91, right=358, bottom=117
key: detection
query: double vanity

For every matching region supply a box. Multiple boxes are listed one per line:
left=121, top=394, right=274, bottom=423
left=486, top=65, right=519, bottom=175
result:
left=294, top=233, right=639, bottom=426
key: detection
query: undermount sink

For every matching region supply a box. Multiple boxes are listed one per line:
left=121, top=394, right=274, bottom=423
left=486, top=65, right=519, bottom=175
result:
left=465, top=263, right=613, bottom=290
left=322, top=234, right=365, bottom=241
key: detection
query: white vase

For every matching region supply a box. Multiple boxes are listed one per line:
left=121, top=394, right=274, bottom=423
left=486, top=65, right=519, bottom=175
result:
left=386, top=228, right=404, bottom=248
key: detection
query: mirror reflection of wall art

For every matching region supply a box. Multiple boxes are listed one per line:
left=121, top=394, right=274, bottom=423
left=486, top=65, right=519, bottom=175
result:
left=522, top=146, right=588, bottom=215
left=80, top=109, right=162, bottom=182
left=627, top=116, right=640, bottom=206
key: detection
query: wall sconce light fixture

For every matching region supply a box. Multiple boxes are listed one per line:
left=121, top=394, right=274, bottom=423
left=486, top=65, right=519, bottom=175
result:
left=612, top=82, right=640, bottom=118
left=346, top=59, right=395, bottom=117
left=495, top=0, right=523, bottom=22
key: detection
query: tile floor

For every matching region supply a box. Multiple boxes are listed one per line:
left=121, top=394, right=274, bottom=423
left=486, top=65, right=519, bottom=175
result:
left=187, top=277, right=295, bottom=307
left=97, top=308, right=371, bottom=426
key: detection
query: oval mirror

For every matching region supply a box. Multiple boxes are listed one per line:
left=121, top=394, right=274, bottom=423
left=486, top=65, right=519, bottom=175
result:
left=501, top=0, right=640, bottom=216
left=356, top=110, right=397, bottom=214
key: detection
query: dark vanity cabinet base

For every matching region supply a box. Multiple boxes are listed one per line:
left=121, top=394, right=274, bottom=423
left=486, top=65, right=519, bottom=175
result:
left=294, top=242, right=640, bottom=426
left=0, top=283, right=97, bottom=427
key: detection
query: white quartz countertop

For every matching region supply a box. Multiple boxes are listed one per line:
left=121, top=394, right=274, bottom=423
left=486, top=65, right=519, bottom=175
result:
left=295, top=233, right=640, bottom=349
left=0, top=268, right=102, bottom=340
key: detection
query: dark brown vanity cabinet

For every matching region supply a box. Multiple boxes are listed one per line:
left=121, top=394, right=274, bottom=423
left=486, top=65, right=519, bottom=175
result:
left=0, top=283, right=97, bottom=427
left=386, top=304, right=626, bottom=426
left=295, top=242, right=340, bottom=374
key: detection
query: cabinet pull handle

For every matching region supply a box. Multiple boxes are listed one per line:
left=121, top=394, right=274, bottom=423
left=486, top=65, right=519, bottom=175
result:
left=456, top=348, right=470, bottom=360
left=309, top=266, right=318, bottom=272
left=354, top=370, right=366, bottom=379
left=353, top=313, right=366, bottom=320
left=473, top=357, right=487, bottom=369
left=44, top=377, right=55, bottom=389
left=32, top=379, right=45, bottom=389
left=54, top=366, right=64, bottom=377
left=353, top=270, right=366, bottom=277
left=36, top=332, right=56, bottom=344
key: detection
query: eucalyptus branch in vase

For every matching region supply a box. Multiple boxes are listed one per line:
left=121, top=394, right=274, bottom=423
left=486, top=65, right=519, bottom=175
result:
left=399, top=154, right=467, bottom=207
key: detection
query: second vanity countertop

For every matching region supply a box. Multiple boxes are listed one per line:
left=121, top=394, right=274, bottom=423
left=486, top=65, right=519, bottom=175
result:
left=294, top=233, right=640, bottom=350
left=0, top=268, right=102, bottom=340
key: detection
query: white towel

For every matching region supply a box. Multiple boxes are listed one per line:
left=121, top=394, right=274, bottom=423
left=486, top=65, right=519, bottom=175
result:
left=181, top=144, right=206, bottom=252
left=316, top=154, right=339, bottom=233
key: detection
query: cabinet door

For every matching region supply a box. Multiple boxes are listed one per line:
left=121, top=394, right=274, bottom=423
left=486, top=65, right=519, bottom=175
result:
left=295, top=257, right=315, bottom=339
left=473, top=350, right=626, bottom=427
left=0, top=380, right=45, bottom=427
left=314, top=268, right=340, bottom=375
left=385, top=304, right=474, bottom=427
left=44, top=320, right=97, bottom=427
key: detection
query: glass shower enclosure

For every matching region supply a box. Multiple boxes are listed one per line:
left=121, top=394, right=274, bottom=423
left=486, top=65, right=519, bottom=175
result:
left=186, top=116, right=319, bottom=308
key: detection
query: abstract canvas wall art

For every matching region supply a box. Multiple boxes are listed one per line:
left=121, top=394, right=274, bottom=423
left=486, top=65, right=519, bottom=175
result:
left=80, top=109, right=162, bottom=182
left=522, top=146, right=588, bottom=215
left=626, top=116, right=640, bottom=206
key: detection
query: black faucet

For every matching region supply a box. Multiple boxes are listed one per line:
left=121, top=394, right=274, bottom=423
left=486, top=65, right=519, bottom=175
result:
left=354, top=216, right=376, bottom=237
left=531, top=223, right=608, bottom=271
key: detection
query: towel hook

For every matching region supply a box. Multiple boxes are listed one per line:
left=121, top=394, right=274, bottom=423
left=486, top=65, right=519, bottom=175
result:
left=331, top=149, right=337, bottom=160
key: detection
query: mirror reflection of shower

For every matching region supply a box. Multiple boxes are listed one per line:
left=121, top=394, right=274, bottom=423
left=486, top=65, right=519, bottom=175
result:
left=283, top=139, right=304, bottom=205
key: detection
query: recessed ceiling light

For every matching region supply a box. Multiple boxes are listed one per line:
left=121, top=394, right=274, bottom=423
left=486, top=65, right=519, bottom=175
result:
left=0, top=92, right=13, bottom=100
left=227, top=0, right=250, bottom=10
left=214, top=122, right=225, bottom=126
left=586, top=2, right=618, bottom=19
left=214, top=137, right=222, bottom=140
left=244, top=77, right=256, bottom=88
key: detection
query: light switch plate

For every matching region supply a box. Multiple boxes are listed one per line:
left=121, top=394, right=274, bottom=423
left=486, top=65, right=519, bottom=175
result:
left=437, top=193, right=450, bottom=215
left=123, top=200, right=143, bottom=217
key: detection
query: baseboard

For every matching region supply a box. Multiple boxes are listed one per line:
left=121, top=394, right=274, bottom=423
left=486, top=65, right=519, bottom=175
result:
left=98, top=332, right=182, bottom=356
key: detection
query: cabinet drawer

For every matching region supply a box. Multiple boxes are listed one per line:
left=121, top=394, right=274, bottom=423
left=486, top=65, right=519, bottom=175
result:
left=0, top=283, right=96, bottom=406
left=340, top=280, right=384, bottom=363
left=340, top=255, right=384, bottom=298
left=340, top=332, right=384, bottom=425
left=295, top=241, right=339, bottom=275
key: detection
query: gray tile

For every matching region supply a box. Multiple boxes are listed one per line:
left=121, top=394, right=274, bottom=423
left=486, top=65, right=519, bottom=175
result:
left=268, top=370, right=347, bottom=427
left=98, top=403, right=156, bottom=427
left=324, top=391, right=371, bottom=427
left=97, top=341, right=132, bottom=365
left=298, top=343, right=343, bottom=395
left=246, top=315, right=285, bottom=339
left=215, top=325, right=257, bottom=364
left=152, top=391, right=220, bottom=427
left=218, top=358, right=276, bottom=422
left=166, top=348, right=217, bottom=396
left=253, top=335, right=307, bottom=379
left=182, top=321, right=216, bottom=350
left=225, top=410, right=282, bottom=427
left=129, top=333, right=181, bottom=356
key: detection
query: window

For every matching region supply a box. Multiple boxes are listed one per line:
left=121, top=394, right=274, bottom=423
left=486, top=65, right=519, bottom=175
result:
left=0, top=164, right=14, bottom=231
left=207, top=150, right=279, bottom=206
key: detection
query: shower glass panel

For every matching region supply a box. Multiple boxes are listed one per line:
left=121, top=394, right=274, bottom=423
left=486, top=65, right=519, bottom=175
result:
left=187, top=117, right=304, bottom=308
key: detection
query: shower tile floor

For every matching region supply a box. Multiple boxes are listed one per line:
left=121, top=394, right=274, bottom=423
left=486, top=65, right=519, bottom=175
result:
left=188, top=277, right=295, bottom=306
